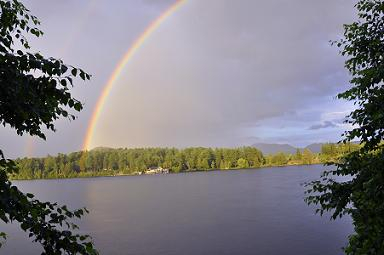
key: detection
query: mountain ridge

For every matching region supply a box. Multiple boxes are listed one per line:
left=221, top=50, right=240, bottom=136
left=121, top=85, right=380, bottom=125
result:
left=252, top=142, right=330, bottom=155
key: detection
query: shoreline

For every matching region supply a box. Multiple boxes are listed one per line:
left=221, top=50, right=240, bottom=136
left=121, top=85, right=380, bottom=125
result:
left=10, top=162, right=327, bottom=182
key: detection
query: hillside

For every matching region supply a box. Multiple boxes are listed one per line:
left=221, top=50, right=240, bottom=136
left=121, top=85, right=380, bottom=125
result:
left=252, top=143, right=298, bottom=155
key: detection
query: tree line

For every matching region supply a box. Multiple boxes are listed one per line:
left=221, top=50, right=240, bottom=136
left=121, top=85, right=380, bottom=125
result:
left=12, top=143, right=360, bottom=180
left=265, top=143, right=361, bottom=166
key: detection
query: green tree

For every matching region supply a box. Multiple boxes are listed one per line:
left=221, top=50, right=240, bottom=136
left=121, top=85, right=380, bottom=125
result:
left=236, top=158, right=249, bottom=169
left=44, top=155, right=57, bottom=177
left=271, top=152, right=288, bottom=165
left=294, top=149, right=302, bottom=161
left=196, top=149, right=211, bottom=170
left=301, top=149, right=313, bottom=165
left=306, top=1, right=384, bottom=254
left=79, top=152, right=88, bottom=172
left=0, top=1, right=97, bottom=254
left=241, top=147, right=263, bottom=167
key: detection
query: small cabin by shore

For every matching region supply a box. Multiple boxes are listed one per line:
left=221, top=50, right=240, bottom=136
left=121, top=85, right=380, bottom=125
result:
left=145, top=167, right=169, bottom=174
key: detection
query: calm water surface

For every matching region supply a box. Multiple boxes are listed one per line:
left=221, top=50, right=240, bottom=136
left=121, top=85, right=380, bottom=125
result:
left=1, top=165, right=352, bottom=255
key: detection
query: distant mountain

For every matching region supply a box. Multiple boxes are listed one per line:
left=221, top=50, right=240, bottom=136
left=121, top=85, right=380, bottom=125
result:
left=252, top=143, right=298, bottom=155
left=304, top=143, right=323, bottom=153
left=252, top=142, right=333, bottom=155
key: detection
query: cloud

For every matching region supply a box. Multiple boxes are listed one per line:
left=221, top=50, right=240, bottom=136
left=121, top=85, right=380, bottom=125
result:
left=0, top=0, right=357, bottom=157
left=309, top=121, right=337, bottom=130
left=91, top=0, right=356, bottom=150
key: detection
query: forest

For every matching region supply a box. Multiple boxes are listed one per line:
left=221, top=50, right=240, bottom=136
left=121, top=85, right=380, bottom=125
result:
left=11, top=143, right=359, bottom=180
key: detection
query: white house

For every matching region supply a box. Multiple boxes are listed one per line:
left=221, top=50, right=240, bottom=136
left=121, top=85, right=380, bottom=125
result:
left=145, top=167, right=169, bottom=174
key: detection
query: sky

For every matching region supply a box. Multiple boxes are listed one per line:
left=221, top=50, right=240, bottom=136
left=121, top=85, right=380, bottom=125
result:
left=0, top=0, right=358, bottom=158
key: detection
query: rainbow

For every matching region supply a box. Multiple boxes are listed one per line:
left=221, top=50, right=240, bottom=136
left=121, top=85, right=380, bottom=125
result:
left=82, top=0, right=186, bottom=151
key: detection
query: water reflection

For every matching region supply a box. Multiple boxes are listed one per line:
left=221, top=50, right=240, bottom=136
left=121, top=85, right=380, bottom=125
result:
left=2, top=165, right=352, bottom=255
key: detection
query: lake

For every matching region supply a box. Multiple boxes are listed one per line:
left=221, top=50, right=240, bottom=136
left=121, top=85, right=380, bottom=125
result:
left=1, top=165, right=352, bottom=255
